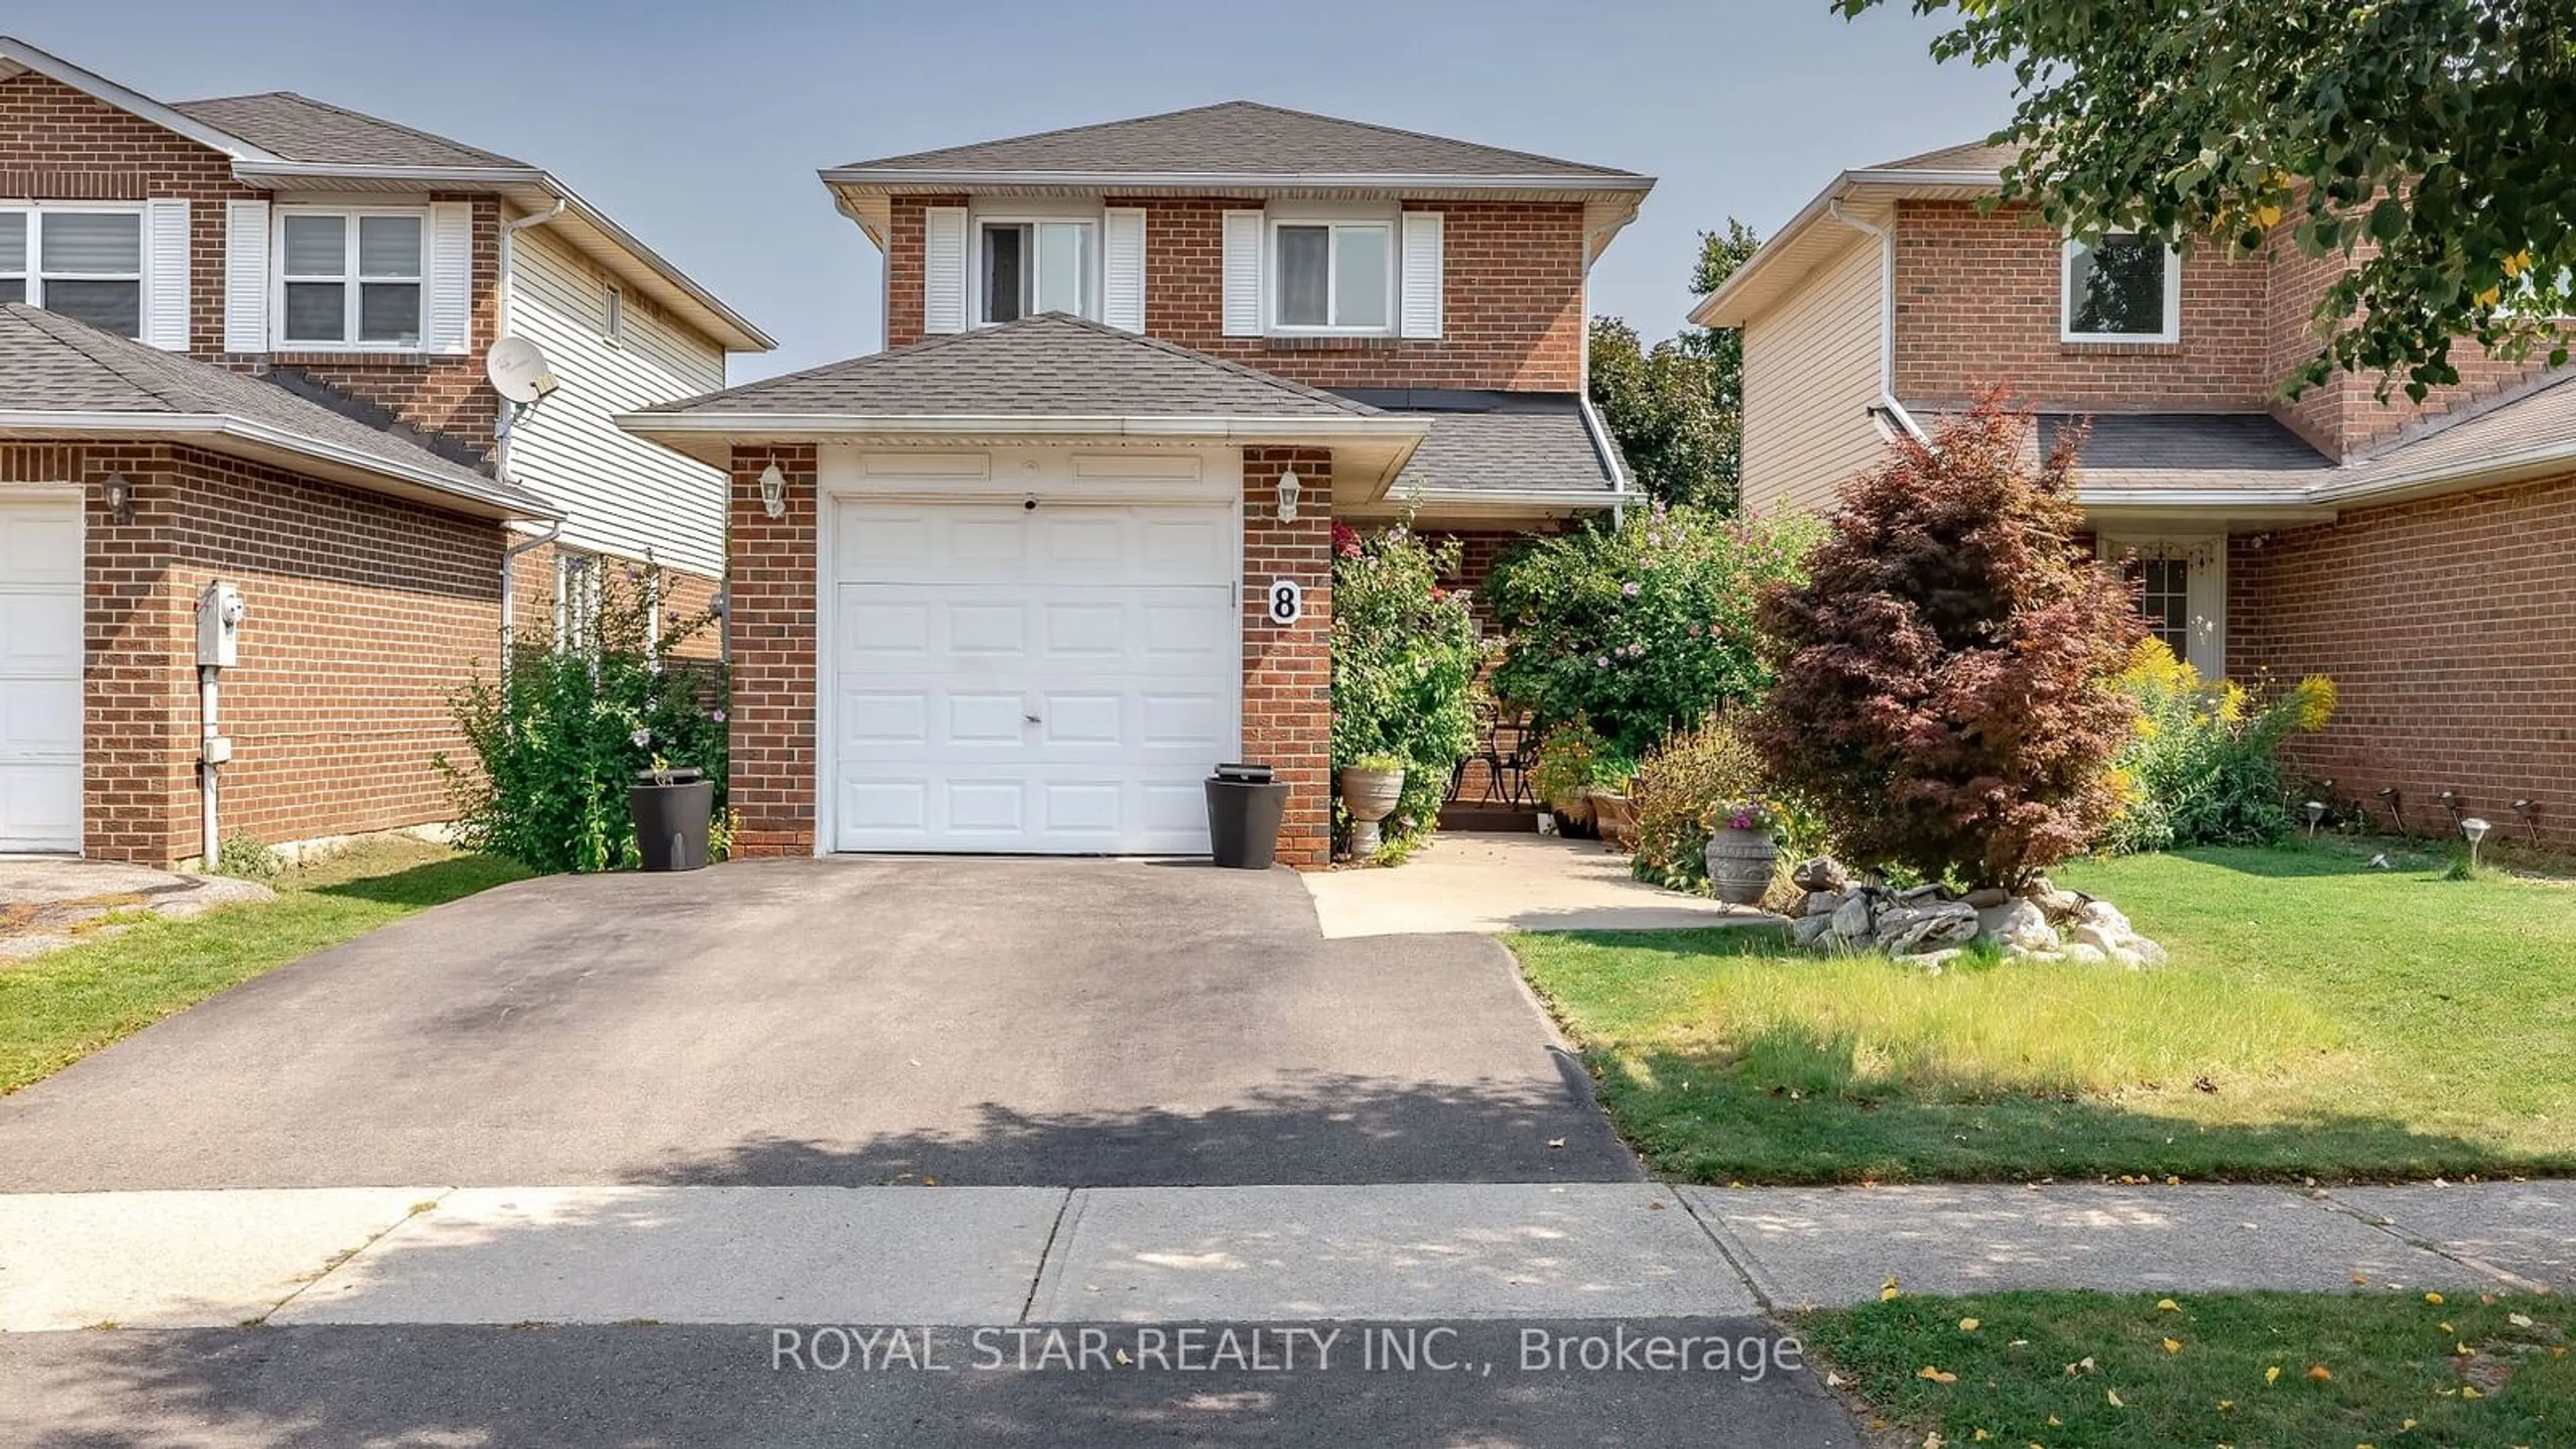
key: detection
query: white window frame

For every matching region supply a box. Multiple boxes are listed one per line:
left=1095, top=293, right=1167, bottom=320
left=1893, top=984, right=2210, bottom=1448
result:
left=0, top=202, right=146, bottom=337
left=602, top=281, right=625, bottom=343
left=2060, top=233, right=2182, bottom=345
left=1267, top=215, right=1397, bottom=335
left=271, top=205, right=429, bottom=352
left=971, top=215, right=1097, bottom=327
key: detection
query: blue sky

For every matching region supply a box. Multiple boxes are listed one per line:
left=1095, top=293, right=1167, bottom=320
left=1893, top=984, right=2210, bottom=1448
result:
left=11, top=0, right=2014, bottom=381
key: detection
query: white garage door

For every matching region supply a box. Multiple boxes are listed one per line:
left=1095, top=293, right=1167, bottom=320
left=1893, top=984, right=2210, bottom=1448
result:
left=828, top=497, right=1239, bottom=853
left=0, top=495, right=83, bottom=853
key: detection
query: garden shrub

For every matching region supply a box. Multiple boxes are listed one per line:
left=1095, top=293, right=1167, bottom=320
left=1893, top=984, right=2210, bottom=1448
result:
left=1527, top=714, right=1636, bottom=819
left=1482, top=502, right=1819, bottom=761
left=2100, top=639, right=2338, bottom=853
left=1748, top=398, right=2141, bottom=889
left=1628, top=716, right=1830, bottom=894
left=440, top=560, right=728, bottom=873
left=1330, top=523, right=1485, bottom=853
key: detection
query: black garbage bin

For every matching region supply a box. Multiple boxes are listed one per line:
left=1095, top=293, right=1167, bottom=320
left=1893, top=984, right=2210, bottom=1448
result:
left=631, top=767, right=714, bottom=871
left=1205, top=762, right=1289, bottom=869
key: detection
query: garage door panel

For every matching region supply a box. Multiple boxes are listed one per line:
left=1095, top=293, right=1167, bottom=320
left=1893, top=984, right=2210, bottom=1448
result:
left=0, top=763, right=80, bottom=850
left=830, top=496, right=1236, bottom=854
left=0, top=508, right=80, bottom=583
left=0, top=496, right=80, bottom=852
left=0, top=679, right=81, bottom=753
left=0, top=592, right=81, bottom=675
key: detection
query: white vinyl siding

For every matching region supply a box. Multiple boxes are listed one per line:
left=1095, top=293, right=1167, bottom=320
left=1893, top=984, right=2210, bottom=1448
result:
left=1739, top=235, right=1887, bottom=519
left=504, top=225, right=730, bottom=576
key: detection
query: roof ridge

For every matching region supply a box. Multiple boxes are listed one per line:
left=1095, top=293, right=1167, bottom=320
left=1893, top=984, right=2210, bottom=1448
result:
left=2351, top=366, right=2576, bottom=464
left=1212, top=100, right=1637, bottom=177
left=5, top=304, right=197, bottom=412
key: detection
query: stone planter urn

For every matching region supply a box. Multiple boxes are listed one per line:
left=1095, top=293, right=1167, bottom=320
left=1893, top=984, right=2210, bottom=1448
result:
left=1338, top=765, right=1406, bottom=857
left=1704, top=826, right=1778, bottom=906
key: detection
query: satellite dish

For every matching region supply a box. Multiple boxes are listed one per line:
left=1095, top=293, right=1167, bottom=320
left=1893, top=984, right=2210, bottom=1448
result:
left=486, top=335, right=557, bottom=405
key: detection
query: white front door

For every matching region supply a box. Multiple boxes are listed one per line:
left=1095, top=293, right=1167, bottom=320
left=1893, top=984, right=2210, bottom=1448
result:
left=0, top=494, right=83, bottom=853
left=826, top=496, right=1239, bottom=853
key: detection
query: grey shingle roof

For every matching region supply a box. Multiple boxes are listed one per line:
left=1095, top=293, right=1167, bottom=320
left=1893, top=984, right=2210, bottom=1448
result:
left=2040, top=412, right=2331, bottom=484
left=643, top=313, right=1381, bottom=419
left=172, top=92, right=525, bottom=168
left=835, top=101, right=1641, bottom=180
left=1336, top=390, right=1617, bottom=494
left=1870, top=138, right=2026, bottom=174
left=0, top=303, right=546, bottom=513
left=2349, top=370, right=2576, bottom=482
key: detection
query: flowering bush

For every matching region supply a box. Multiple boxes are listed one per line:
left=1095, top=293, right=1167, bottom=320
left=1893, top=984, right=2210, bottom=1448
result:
left=1749, top=398, right=2141, bottom=889
left=1330, top=523, right=1486, bottom=854
left=1527, top=714, right=1635, bottom=818
left=2099, top=639, right=2338, bottom=854
left=1482, top=502, right=1820, bottom=761
left=1627, top=716, right=1829, bottom=893
left=440, top=560, right=728, bottom=873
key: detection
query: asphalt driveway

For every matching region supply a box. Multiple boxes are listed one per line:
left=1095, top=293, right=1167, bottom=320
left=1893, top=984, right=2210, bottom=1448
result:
left=0, top=858, right=1636, bottom=1191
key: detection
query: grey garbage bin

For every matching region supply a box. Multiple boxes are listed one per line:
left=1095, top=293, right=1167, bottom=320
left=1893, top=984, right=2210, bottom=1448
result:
left=1205, top=763, right=1289, bottom=869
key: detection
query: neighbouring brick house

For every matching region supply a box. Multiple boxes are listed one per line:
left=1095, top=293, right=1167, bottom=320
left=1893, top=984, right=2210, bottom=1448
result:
left=620, top=103, right=1652, bottom=866
left=1696, top=139, right=2576, bottom=847
left=0, top=36, right=770, bottom=862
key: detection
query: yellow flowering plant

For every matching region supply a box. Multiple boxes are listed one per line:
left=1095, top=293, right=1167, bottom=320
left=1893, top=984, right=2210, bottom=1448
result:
left=2100, top=640, right=2337, bottom=853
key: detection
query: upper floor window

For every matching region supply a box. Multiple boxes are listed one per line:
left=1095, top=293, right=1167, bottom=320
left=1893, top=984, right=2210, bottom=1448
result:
left=278, top=210, right=424, bottom=350
left=1272, top=219, right=1391, bottom=333
left=979, top=219, right=1091, bottom=324
left=602, top=281, right=625, bottom=343
left=0, top=205, right=143, bottom=337
left=2062, top=232, right=2180, bottom=343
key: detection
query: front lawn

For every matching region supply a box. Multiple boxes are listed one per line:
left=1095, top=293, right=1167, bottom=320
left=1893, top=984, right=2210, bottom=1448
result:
left=1509, top=842, right=2576, bottom=1182
left=0, top=839, right=527, bottom=1094
left=1802, top=1289, right=2570, bottom=1448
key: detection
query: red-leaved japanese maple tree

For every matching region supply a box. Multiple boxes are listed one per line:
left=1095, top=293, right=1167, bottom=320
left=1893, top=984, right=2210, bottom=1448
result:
left=1748, top=397, right=2141, bottom=889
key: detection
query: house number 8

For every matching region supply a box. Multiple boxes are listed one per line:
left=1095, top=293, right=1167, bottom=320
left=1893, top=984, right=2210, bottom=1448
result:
left=1266, top=579, right=1304, bottom=627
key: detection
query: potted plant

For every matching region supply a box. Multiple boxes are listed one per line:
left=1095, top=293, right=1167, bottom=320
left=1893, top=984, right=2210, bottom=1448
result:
left=630, top=749, right=715, bottom=871
left=1338, top=753, right=1407, bottom=857
left=1703, top=797, right=1782, bottom=906
left=1529, top=716, right=1631, bottom=839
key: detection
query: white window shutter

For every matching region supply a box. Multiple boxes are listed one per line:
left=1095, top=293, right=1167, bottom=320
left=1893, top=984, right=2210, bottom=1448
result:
left=427, top=201, right=473, bottom=355
left=1222, top=209, right=1264, bottom=337
left=1102, top=207, right=1147, bottom=333
left=223, top=199, right=269, bottom=353
left=922, top=207, right=967, bottom=334
left=140, top=199, right=191, bottom=351
left=1400, top=211, right=1444, bottom=339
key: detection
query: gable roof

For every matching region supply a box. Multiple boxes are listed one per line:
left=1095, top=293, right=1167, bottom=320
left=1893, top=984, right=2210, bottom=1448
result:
left=173, top=91, right=527, bottom=169
left=1870, top=138, right=2027, bottom=174
left=0, top=303, right=552, bottom=518
left=1333, top=389, right=1625, bottom=509
left=0, top=36, right=770, bottom=352
left=835, top=101, right=1642, bottom=181
left=639, top=313, right=1383, bottom=421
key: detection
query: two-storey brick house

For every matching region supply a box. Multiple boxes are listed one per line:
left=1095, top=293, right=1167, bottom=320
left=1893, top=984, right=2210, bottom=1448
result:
left=622, top=103, right=1652, bottom=867
left=0, top=36, right=770, bottom=863
left=1697, top=139, right=2576, bottom=847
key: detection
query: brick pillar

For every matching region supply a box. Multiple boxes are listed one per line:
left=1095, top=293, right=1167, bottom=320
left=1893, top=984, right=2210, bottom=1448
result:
left=726, top=444, right=818, bottom=856
left=1241, top=447, right=1335, bottom=869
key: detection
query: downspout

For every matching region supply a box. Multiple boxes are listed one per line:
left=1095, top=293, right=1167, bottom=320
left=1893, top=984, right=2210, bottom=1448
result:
left=1825, top=197, right=1926, bottom=443
left=494, top=199, right=568, bottom=651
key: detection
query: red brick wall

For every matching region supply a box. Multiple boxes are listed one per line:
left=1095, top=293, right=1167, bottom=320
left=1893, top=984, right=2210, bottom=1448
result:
left=3, top=441, right=509, bottom=865
left=722, top=445, right=819, bottom=857
left=1893, top=200, right=2273, bottom=411
left=882, top=196, right=1587, bottom=392
left=1244, top=448, right=1336, bottom=867
left=2228, top=470, right=2576, bottom=847
left=0, top=70, right=502, bottom=459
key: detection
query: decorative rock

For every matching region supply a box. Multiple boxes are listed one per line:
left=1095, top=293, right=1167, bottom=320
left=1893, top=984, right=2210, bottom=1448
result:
left=1803, top=891, right=1841, bottom=918
left=1912, top=948, right=1964, bottom=973
left=1790, top=914, right=1837, bottom=949
left=2076, top=900, right=2135, bottom=937
left=2129, top=936, right=2170, bottom=968
left=1827, top=892, right=1874, bottom=944
left=2070, top=922, right=2124, bottom=957
left=1961, top=885, right=2011, bottom=910
left=1976, top=898, right=2057, bottom=954
left=1791, top=857, right=1851, bottom=893
left=1874, top=901, right=1980, bottom=955
left=1895, top=883, right=1947, bottom=904
left=2106, top=947, right=2146, bottom=970
left=2063, top=943, right=2110, bottom=965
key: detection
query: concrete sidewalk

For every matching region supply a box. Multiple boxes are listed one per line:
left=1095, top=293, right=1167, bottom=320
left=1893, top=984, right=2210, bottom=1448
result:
left=5, top=1179, right=2565, bottom=1332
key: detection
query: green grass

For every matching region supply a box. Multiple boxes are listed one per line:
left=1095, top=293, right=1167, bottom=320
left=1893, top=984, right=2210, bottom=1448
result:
left=1801, top=1289, right=2571, bottom=1448
left=1509, top=841, right=2576, bottom=1182
left=0, top=840, right=527, bottom=1094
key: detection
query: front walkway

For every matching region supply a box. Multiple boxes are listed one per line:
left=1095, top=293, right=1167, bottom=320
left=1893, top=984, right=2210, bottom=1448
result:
left=5, top=1179, right=2564, bottom=1331
left=0, top=858, right=271, bottom=963
left=1303, top=832, right=1777, bottom=938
